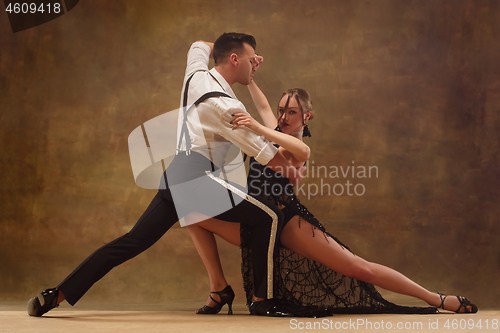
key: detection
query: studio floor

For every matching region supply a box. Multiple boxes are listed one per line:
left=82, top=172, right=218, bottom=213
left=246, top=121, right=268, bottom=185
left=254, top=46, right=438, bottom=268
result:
left=1, top=301, right=499, bottom=333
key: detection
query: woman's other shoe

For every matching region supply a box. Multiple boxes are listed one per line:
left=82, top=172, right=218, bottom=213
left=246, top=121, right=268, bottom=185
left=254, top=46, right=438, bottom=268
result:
left=196, top=285, right=235, bottom=315
left=437, top=292, right=478, bottom=313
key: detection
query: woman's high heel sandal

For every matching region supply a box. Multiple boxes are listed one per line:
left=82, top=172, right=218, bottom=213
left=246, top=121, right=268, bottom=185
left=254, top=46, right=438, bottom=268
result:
left=437, top=292, right=478, bottom=313
left=196, top=285, right=235, bottom=315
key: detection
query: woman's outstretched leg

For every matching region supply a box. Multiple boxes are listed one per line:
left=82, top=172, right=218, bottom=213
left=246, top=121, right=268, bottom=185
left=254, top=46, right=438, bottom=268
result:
left=280, top=215, right=475, bottom=313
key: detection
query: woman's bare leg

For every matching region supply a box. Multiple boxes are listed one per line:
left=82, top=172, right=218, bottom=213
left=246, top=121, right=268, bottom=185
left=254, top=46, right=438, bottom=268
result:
left=280, top=215, right=473, bottom=313
left=186, top=218, right=240, bottom=310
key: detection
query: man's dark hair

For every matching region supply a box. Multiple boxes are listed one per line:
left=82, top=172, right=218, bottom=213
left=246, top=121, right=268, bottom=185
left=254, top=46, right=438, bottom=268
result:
left=213, top=32, right=256, bottom=65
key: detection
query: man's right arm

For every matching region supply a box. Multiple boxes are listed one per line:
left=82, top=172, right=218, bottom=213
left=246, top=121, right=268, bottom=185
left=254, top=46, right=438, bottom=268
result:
left=196, top=41, right=213, bottom=57
left=218, top=105, right=304, bottom=186
left=185, top=41, right=212, bottom=77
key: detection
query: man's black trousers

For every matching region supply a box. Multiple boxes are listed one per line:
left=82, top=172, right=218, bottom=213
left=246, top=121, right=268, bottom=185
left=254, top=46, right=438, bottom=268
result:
left=57, top=152, right=283, bottom=304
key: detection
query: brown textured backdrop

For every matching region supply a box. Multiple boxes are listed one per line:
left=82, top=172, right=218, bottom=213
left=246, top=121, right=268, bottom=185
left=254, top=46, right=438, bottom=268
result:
left=1, top=0, right=499, bottom=308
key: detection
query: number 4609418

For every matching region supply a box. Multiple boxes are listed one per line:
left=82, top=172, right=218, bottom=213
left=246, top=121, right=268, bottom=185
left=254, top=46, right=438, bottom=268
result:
left=444, top=318, right=498, bottom=330
left=6, top=3, right=61, bottom=14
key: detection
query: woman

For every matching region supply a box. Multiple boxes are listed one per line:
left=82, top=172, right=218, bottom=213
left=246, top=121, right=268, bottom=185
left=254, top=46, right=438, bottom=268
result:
left=186, top=80, right=478, bottom=316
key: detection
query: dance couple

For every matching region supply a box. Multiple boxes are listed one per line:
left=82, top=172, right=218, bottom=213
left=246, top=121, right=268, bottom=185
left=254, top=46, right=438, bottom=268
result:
left=27, top=32, right=477, bottom=318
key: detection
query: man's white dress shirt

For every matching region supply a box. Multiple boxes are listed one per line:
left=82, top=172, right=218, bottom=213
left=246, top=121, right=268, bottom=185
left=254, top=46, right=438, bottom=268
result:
left=176, top=42, right=278, bottom=168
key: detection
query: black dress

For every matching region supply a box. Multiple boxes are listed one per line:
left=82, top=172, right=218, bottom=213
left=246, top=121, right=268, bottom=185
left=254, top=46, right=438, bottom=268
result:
left=241, top=157, right=437, bottom=317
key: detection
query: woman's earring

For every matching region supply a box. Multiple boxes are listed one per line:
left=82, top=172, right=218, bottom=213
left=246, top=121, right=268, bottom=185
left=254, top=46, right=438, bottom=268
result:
left=303, top=125, right=311, bottom=137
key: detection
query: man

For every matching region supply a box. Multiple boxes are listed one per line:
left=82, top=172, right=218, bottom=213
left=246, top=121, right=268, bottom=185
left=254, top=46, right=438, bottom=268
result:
left=27, top=33, right=302, bottom=317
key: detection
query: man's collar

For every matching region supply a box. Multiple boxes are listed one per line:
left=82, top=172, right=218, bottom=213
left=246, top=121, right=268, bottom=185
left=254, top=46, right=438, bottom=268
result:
left=209, top=68, right=237, bottom=99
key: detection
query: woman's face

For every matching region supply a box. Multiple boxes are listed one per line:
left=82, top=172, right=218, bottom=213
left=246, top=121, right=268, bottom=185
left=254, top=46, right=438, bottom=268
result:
left=278, top=95, right=305, bottom=134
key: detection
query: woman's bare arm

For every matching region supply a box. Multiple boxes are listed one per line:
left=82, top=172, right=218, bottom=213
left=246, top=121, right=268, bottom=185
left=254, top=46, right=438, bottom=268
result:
left=247, top=80, right=278, bottom=129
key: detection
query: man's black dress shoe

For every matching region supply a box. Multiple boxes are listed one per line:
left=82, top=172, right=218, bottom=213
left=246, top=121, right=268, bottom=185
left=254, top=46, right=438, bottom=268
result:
left=27, top=288, right=59, bottom=317
left=249, top=298, right=294, bottom=317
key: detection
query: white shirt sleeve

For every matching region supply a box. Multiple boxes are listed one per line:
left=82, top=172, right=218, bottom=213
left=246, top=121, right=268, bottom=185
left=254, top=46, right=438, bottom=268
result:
left=213, top=99, right=278, bottom=165
left=185, top=42, right=211, bottom=77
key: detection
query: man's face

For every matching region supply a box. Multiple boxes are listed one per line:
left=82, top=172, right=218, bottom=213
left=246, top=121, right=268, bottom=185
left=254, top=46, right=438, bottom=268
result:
left=234, top=43, right=257, bottom=85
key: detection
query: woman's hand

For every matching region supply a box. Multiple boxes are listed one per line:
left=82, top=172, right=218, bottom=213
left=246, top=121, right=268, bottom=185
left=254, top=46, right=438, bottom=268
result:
left=253, top=54, right=264, bottom=70
left=250, top=55, right=264, bottom=83
left=231, top=112, right=263, bottom=133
